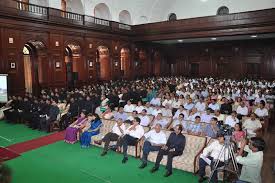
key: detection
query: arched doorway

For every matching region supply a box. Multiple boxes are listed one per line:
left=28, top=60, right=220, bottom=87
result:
left=120, top=48, right=130, bottom=78
left=22, top=40, right=46, bottom=95
left=64, top=43, right=81, bottom=88
left=96, top=46, right=110, bottom=81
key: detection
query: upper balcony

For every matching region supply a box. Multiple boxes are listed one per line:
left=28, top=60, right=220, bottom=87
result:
left=0, top=0, right=132, bottom=34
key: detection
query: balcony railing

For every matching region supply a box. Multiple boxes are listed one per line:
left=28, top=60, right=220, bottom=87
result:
left=17, top=0, right=48, bottom=15
left=0, top=0, right=131, bottom=32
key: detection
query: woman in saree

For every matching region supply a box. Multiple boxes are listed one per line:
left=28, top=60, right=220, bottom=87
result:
left=64, top=110, right=88, bottom=144
left=80, top=113, right=102, bottom=148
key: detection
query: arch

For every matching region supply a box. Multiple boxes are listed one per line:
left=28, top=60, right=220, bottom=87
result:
left=120, top=48, right=130, bottom=78
left=168, top=13, right=177, bottom=21
left=64, top=41, right=82, bottom=87
left=66, top=0, right=84, bottom=14
left=96, top=46, right=110, bottom=80
left=217, top=6, right=229, bottom=15
left=94, top=3, right=111, bottom=20
left=119, top=10, right=131, bottom=25
left=138, top=16, right=148, bottom=24
left=21, top=40, right=46, bottom=95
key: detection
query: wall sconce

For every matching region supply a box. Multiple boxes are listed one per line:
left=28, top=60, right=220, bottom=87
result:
left=9, top=38, right=14, bottom=44
left=89, top=60, right=93, bottom=67
left=114, top=60, right=119, bottom=67
left=115, top=46, right=118, bottom=51
left=55, top=41, right=59, bottom=47
left=89, top=44, right=93, bottom=49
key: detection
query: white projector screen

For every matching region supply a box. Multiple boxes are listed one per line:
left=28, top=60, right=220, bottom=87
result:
left=0, top=74, right=8, bottom=103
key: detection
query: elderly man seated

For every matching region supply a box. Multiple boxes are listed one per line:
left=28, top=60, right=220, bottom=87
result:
left=139, top=123, right=167, bottom=169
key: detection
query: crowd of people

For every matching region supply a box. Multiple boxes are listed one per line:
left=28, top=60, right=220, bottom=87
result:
left=1, top=76, right=274, bottom=182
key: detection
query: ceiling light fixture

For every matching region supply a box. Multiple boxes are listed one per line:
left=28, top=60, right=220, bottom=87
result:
left=200, top=0, right=208, bottom=2
left=178, top=39, right=183, bottom=42
left=251, top=35, right=257, bottom=38
left=211, top=37, right=217, bottom=40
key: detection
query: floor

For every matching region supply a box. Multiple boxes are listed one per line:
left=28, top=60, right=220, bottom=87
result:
left=5, top=141, right=198, bottom=183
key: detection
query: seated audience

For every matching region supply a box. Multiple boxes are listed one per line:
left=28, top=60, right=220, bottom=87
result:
left=204, top=117, right=219, bottom=138
left=214, top=110, right=225, bottom=122
left=80, top=114, right=102, bottom=148
left=208, top=99, right=220, bottom=112
left=150, top=124, right=185, bottom=177
left=64, top=111, right=88, bottom=144
left=198, top=133, right=229, bottom=183
left=95, top=95, right=109, bottom=115
left=113, top=107, right=128, bottom=121
left=100, top=105, right=114, bottom=120
left=195, top=97, right=206, bottom=112
left=173, top=105, right=188, bottom=120
left=224, top=111, right=239, bottom=127
left=135, top=101, right=145, bottom=114
left=139, top=123, right=167, bottom=169
left=161, top=104, right=173, bottom=117
left=183, top=98, right=194, bottom=111
left=170, top=113, right=187, bottom=131
left=232, top=123, right=246, bottom=147
left=200, top=108, right=214, bottom=123
left=39, top=99, right=60, bottom=132
left=118, top=117, right=144, bottom=164
left=242, top=113, right=262, bottom=138
left=220, top=98, right=232, bottom=115
left=254, top=100, right=269, bottom=119
left=123, top=100, right=135, bottom=113
left=151, top=113, right=169, bottom=129
left=187, top=116, right=203, bottom=136
left=95, top=118, right=126, bottom=156
left=138, top=109, right=151, bottom=127
left=236, top=101, right=249, bottom=119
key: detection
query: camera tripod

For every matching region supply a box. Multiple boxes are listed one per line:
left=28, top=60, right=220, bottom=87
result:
left=208, top=136, right=239, bottom=183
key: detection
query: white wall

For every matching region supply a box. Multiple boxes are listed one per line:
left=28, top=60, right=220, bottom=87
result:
left=28, top=0, right=275, bottom=24
left=29, top=0, right=49, bottom=7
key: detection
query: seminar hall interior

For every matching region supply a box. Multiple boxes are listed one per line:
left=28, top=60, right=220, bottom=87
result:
left=0, top=0, right=275, bottom=183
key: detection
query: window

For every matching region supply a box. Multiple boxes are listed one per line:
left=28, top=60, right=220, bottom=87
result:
left=168, top=13, right=177, bottom=21
left=217, top=6, right=229, bottom=15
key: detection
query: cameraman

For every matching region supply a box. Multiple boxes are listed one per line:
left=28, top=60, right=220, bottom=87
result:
left=198, top=133, right=229, bottom=183
left=236, top=137, right=265, bottom=183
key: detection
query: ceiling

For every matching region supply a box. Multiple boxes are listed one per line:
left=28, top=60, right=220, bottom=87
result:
left=152, top=33, right=275, bottom=44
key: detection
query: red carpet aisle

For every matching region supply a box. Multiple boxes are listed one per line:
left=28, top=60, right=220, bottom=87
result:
left=6, top=131, right=65, bottom=154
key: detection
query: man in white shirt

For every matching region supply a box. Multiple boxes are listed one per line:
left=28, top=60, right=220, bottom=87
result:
left=236, top=137, right=265, bottom=183
left=198, top=134, right=229, bottom=183
left=195, top=97, right=206, bottom=112
left=95, top=118, right=126, bottom=156
left=254, top=100, right=269, bottom=119
left=171, top=113, right=188, bottom=131
left=243, top=113, right=262, bottom=138
left=150, top=96, right=161, bottom=106
left=161, top=104, right=173, bottom=117
left=200, top=109, right=214, bottom=123
left=173, top=105, right=188, bottom=120
left=138, top=109, right=151, bottom=127
left=152, top=105, right=162, bottom=117
left=139, top=123, right=167, bottom=169
left=118, top=117, right=145, bottom=163
left=144, top=102, right=154, bottom=115
left=208, top=99, right=220, bottom=112
left=186, top=108, right=200, bottom=121
left=224, top=111, right=239, bottom=127
left=124, top=100, right=135, bottom=113
left=135, top=101, right=145, bottom=114
left=184, top=98, right=194, bottom=111
left=236, top=101, right=248, bottom=117
left=151, top=113, right=169, bottom=129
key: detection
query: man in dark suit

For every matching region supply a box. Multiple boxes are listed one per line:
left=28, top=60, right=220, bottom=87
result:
left=39, top=99, right=60, bottom=132
left=150, top=124, right=186, bottom=177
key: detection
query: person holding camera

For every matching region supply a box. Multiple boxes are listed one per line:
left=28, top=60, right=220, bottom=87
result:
left=236, top=137, right=265, bottom=183
left=198, top=133, right=229, bottom=183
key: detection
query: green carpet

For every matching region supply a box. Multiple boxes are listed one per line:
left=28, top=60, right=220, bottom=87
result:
left=6, top=141, right=199, bottom=183
left=0, top=121, right=48, bottom=147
